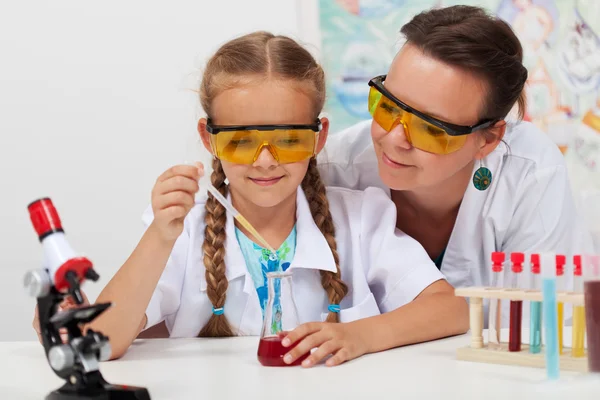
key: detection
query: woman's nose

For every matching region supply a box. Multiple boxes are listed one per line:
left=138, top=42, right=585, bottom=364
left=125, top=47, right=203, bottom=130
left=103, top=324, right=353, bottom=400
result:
left=386, top=120, right=412, bottom=150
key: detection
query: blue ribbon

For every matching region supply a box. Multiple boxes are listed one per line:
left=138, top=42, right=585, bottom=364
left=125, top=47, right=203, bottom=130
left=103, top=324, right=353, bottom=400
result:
left=328, top=304, right=340, bottom=313
left=212, top=307, right=224, bottom=316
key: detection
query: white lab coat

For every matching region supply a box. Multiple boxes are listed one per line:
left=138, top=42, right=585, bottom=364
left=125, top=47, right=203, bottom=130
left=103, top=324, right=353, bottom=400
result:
left=141, top=186, right=444, bottom=337
left=318, top=119, right=594, bottom=326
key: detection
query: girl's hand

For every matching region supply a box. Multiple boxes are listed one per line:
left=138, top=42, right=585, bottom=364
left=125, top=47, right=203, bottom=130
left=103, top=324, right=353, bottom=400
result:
left=151, top=163, right=203, bottom=242
left=32, top=291, right=90, bottom=344
left=281, top=321, right=369, bottom=367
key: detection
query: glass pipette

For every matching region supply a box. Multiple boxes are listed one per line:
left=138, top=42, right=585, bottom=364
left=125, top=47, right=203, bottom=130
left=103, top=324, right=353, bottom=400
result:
left=206, top=184, right=277, bottom=256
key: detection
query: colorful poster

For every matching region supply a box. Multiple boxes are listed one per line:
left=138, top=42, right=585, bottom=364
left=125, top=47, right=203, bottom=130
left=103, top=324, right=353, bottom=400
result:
left=319, top=0, right=600, bottom=196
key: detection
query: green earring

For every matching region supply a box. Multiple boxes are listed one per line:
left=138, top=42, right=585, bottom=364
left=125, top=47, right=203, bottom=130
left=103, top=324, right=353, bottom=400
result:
left=473, top=161, right=492, bottom=191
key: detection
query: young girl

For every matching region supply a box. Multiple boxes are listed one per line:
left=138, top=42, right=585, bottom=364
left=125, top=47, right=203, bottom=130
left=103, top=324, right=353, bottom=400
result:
left=39, top=31, right=468, bottom=367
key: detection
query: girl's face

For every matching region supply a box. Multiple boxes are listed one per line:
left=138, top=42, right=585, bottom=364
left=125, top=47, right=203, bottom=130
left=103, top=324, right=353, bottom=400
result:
left=199, top=80, right=328, bottom=209
left=371, top=44, right=504, bottom=191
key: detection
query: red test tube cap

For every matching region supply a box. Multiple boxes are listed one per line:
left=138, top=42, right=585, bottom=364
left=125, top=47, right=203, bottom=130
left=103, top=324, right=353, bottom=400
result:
left=492, top=252, right=505, bottom=272
left=574, top=255, right=582, bottom=276
left=556, top=254, right=566, bottom=276
left=531, top=254, right=540, bottom=274
left=511, top=252, right=524, bottom=273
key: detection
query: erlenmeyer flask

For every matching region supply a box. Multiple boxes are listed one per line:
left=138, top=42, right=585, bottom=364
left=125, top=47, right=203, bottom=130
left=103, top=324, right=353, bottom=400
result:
left=257, top=271, right=308, bottom=366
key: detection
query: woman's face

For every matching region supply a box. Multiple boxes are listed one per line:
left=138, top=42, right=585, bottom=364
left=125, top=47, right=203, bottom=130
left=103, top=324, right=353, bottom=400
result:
left=371, top=43, right=497, bottom=191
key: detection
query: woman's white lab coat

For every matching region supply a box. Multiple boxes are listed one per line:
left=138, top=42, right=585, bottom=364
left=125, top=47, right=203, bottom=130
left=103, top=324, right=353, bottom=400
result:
left=318, top=119, right=594, bottom=325
left=141, top=186, right=444, bottom=337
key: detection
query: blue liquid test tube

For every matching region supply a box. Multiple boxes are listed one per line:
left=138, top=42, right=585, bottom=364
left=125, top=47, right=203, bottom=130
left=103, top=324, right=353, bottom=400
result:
left=530, top=254, right=542, bottom=354
left=541, top=252, right=559, bottom=380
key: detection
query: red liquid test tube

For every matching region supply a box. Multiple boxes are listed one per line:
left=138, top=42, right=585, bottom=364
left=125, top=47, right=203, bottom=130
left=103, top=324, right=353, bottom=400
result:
left=509, top=252, right=524, bottom=352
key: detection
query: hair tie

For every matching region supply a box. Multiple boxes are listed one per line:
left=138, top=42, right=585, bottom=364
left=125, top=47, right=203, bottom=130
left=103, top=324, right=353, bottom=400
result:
left=328, top=304, right=340, bottom=313
left=212, top=307, right=224, bottom=316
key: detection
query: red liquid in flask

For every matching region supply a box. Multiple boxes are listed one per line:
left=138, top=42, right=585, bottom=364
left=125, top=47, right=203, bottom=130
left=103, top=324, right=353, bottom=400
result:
left=508, top=300, right=523, bottom=351
left=257, top=336, right=309, bottom=367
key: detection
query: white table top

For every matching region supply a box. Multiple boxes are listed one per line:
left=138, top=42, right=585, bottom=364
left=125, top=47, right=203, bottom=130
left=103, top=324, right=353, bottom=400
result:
left=1, top=330, right=599, bottom=400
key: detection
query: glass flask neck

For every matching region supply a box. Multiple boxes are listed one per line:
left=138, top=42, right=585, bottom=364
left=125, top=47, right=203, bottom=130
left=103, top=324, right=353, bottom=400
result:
left=261, top=271, right=299, bottom=338
left=266, top=272, right=292, bottom=304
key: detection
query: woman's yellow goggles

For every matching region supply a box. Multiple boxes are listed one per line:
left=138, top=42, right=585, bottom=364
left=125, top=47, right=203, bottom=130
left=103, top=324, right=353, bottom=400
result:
left=368, top=75, right=496, bottom=155
left=207, top=120, right=321, bottom=164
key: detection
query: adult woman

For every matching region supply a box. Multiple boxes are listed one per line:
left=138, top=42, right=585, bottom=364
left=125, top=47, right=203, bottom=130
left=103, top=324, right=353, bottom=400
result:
left=319, top=6, right=593, bottom=305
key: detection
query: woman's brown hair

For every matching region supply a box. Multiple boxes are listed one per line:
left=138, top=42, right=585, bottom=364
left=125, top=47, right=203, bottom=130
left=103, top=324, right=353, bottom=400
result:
left=400, top=5, right=528, bottom=122
left=198, top=31, right=348, bottom=337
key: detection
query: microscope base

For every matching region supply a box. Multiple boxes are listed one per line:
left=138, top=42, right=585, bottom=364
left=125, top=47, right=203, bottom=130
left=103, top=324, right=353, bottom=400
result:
left=46, top=382, right=151, bottom=400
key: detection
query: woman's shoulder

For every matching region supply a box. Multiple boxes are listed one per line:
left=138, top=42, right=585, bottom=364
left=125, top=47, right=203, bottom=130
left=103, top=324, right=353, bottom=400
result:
left=320, top=119, right=374, bottom=167
left=501, top=120, right=566, bottom=170
left=324, top=186, right=395, bottom=230
left=318, top=120, right=383, bottom=190
left=325, top=185, right=390, bottom=204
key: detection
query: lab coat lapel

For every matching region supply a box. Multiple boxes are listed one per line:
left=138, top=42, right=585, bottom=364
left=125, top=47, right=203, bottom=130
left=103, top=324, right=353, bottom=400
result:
left=442, top=137, right=507, bottom=288
left=222, top=193, right=263, bottom=336
left=290, top=188, right=337, bottom=273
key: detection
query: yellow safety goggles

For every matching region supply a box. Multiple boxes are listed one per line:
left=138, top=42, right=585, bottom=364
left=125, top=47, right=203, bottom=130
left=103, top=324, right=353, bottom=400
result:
left=206, top=120, right=321, bottom=164
left=368, top=75, right=496, bottom=155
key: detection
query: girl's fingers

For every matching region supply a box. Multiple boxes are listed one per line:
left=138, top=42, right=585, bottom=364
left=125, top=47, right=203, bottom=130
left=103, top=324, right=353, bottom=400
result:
left=156, top=165, right=200, bottom=183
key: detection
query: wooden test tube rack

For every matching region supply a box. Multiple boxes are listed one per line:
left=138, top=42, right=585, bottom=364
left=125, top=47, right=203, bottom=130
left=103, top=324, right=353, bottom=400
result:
left=454, top=287, right=588, bottom=372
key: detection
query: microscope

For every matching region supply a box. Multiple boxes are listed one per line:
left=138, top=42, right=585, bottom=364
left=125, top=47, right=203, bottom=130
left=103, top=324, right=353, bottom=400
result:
left=23, top=197, right=151, bottom=400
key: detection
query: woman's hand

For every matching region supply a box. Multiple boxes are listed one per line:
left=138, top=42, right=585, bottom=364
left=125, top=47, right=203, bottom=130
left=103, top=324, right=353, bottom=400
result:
left=150, top=163, right=203, bottom=242
left=281, top=321, right=370, bottom=367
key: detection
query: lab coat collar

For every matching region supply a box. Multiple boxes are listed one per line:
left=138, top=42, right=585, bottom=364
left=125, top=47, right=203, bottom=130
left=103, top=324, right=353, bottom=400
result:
left=199, top=186, right=337, bottom=291
left=290, top=187, right=338, bottom=274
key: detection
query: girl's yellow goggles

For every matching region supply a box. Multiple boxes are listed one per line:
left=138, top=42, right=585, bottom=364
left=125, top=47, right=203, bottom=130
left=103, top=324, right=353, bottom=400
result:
left=207, top=120, right=321, bottom=164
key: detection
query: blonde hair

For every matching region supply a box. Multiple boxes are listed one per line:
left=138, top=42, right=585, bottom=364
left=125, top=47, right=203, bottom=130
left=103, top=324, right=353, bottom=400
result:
left=198, top=31, right=348, bottom=337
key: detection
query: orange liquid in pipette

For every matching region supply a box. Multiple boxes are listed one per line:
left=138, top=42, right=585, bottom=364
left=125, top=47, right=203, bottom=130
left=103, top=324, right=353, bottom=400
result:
left=236, top=215, right=277, bottom=255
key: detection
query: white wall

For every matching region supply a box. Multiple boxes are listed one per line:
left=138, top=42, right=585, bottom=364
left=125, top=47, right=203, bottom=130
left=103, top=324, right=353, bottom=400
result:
left=0, top=0, right=321, bottom=341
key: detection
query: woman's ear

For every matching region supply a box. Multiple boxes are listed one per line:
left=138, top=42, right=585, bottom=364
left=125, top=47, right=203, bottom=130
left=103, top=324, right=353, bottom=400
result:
left=476, top=120, right=506, bottom=160
left=315, top=117, right=329, bottom=154
left=198, top=118, right=214, bottom=154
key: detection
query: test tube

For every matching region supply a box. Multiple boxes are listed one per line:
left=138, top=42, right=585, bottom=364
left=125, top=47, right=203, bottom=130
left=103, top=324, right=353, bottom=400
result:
left=556, top=254, right=566, bottom=355
left=509, top=252, right=524, bottom=352
left=541, top=252, right=559, bottom=380
left=571, top=255, right=586, bottom=358
left=530, top=254, right=542, bottom=354
left=488, top=251, right=504, bottom=349
left=584, top=254, right=600, bottom=373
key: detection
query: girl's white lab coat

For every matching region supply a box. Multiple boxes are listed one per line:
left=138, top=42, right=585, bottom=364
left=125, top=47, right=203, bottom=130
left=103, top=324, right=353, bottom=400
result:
left=318, top=120, right=594, bottom=325
left=141, top=186, right=444, bottom=337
